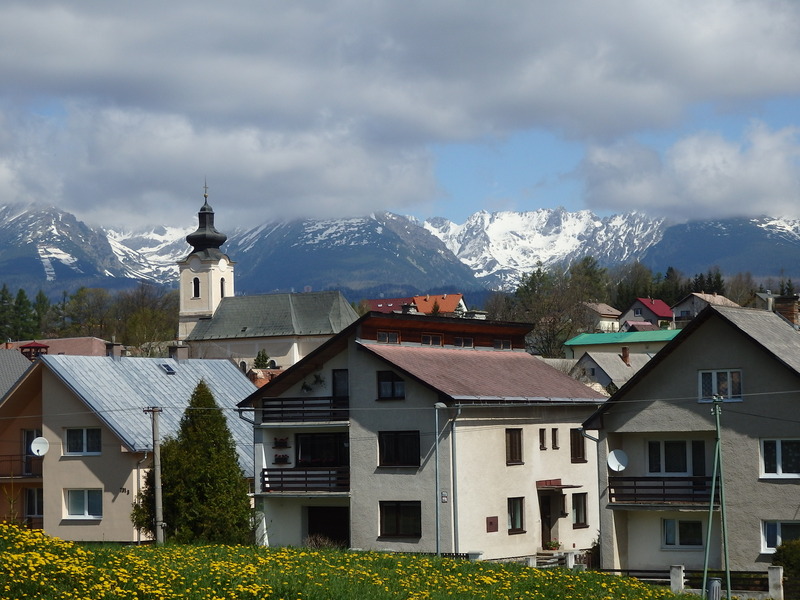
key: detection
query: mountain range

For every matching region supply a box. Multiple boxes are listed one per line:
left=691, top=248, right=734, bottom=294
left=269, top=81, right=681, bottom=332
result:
left=1, top=203, right=799, bottom=302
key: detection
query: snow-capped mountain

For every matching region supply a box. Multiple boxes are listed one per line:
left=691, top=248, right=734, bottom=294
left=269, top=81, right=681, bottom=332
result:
left=3, top=202, right=800, bottom=299
left=425, top=209, right=668, bottom=289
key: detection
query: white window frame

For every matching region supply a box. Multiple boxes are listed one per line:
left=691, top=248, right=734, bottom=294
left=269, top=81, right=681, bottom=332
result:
left=64, top=428, right=102, bottom=455
left=763, top=520, right=800, bottom=553
left=647, top=440, right=690, bottom=476
left=761, top=439, right=800, bottom=478
left=698, top=369, right=742, bottom=402
left=65, top=489, right=103, bottom=519
left=662, top=518, right=703, bottom=549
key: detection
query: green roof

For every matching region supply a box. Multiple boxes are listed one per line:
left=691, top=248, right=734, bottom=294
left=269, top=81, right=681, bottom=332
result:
left=186, top=290, right=359, bottom=341
left=564, top=329, right=680, bottom=346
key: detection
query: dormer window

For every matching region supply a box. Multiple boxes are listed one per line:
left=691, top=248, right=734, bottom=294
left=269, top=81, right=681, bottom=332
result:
left=453, top=337, right=473, bottom=348
left=377, top=331, right=399, bottom=344
left=421, top=333, right=442, bottom=346
left=494, top=339, right=512, bottom=350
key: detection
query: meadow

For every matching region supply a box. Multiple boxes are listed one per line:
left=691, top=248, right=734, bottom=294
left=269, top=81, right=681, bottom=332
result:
left=0, top=522, right=698, bottom=600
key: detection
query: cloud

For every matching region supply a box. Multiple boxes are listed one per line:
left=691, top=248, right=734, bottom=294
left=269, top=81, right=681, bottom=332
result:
left=582, top=122, right=800, bottom=220
left=0, top=1, right=799, bottom=227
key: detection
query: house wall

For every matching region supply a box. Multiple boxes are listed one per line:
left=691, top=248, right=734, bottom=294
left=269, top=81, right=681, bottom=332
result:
left=598, top=315, right=800, bottom=571
left=40, top=369, right=146, bottom=542
left=452, top=407, right=599, bottom=560
left=178, top=254, right=234, bottom=340
left=0, top=386, right=43, bottom=523
left=188, top=335, right=331, bottom=371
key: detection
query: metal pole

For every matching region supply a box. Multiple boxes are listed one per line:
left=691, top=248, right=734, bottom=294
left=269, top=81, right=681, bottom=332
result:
left=714, top=399, right=732, bottom=600
left=701, top=430, right=719, bottom=598
left=144, top=407, right=164, bottom=545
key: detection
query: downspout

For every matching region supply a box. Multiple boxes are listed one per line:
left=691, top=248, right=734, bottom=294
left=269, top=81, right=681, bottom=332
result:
left=450, top=406, right=462, bottom=554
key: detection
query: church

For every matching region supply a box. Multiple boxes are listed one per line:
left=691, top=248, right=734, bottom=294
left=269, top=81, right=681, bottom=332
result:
left=176, top=191, right=359, bottom=371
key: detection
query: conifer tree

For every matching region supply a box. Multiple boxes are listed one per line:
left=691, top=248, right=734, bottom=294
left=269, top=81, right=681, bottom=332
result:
left=253, top=349, right=270, bottom=369
left=132, top=380, right=252, bottom=544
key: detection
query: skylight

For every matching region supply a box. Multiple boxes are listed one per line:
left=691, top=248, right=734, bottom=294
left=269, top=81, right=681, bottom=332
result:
left=160, top=363, right=176, bottom=375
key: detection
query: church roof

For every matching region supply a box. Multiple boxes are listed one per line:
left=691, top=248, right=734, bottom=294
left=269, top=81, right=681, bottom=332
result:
left=186, top=291, right=359, bottom=340
left=185, top=193, right=228, bottom=259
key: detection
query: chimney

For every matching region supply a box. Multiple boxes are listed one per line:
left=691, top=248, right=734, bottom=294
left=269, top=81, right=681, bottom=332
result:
left=168, top=342, right=189, bottom=361
left=621, top=346, right=630, bottom=366
left=105, top=341, right=124, bottom=360
left=774, top=295, right=800, bottom=325
left=766, top=290, right=774, bottom=313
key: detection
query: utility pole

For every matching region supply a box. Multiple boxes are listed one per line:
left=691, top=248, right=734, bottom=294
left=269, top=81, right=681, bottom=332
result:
left=144, top=407, right=164, bottom=545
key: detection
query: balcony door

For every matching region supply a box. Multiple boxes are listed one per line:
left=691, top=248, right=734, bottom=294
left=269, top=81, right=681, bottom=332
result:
left=22, top=429, right=42, bottom=475
left=307, top=506, right=349, bottom=547
left=296, top=433, right=349, bottom=467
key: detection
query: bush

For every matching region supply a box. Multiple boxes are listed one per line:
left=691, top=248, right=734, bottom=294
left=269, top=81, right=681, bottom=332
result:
left=773, top=539, right=800, bottom=578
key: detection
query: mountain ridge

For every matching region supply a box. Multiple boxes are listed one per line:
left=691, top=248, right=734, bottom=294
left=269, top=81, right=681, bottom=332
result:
left=1, top=202, right=799, bottom=300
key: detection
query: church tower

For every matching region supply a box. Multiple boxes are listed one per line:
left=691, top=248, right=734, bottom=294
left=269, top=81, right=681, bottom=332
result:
left=177, top=187, right=235, bottom=340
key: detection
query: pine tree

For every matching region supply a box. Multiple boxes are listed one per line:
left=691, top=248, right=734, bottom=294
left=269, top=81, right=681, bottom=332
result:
left=253, top=349, right=270, bottom=369
left=132, top=380, right=252, bottom=544
left=12, top=289, right=38, bottom=340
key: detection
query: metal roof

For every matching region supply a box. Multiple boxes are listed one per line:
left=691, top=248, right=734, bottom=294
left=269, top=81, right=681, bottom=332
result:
left=40, top=355, right=256, bottom=474
left=565, top=329, right=680, bottom=346
left=186, top=291, right=358, bottom=340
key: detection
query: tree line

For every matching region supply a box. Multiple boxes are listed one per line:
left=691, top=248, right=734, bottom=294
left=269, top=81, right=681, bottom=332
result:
left=486, top=257, right=793, bottom=358
left=0, top=282, right=178, bottom=355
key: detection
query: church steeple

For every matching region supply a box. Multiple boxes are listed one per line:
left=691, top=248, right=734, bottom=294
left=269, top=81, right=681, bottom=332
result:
left=185, top=184, right=227, bottom=257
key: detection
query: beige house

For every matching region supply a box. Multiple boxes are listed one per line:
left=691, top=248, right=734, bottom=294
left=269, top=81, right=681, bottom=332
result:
left=240, top=312, right=606, bottom=559
left=0, top=351, right=255, bottom=542
left=584, top=305, right=800, bottom=571
left=563, top=330, right=679, bottom=360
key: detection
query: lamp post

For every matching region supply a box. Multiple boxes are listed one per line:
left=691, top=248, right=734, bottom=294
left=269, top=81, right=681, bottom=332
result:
left=434, top=402, right=447, bottom=556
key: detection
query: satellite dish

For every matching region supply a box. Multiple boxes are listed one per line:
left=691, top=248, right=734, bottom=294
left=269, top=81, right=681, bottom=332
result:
left=30, top=437, right=50, bottom=456
left=607, top=449, right=628, bottom=472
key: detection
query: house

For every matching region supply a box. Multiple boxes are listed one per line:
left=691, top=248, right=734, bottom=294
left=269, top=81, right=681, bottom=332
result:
left=583, top=305, right=800, bottom=571
left=619, top=298, right=673, bottom=330
left=364, top=293, right=469, bottom=317
left=0, top=350, right=256, bottom=542
left=582, top=302, right=621, bottom=333
left=671, top=292, right=739, bottom=328
left=239, top=312, right=606, bottom=559
left=177, top=192, right=359, bottom=370
left=563, top=330, right=679, bottom=359
left=570, top=350, right=652, bottom=394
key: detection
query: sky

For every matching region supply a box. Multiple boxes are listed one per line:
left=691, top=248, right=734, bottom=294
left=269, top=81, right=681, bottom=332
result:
left=1, top=1, right=800, bottom=231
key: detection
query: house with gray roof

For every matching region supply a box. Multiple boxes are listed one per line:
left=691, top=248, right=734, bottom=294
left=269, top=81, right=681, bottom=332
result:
left=0, top=348, right=31, bottom=397
left=584, top=305, right=800, bottom=573
left=570, top=350, right=652, bottom=395
left=239, top=311, right=606, bottom=560
left=177, top=193, right=358, bottom=371
left=0, top=353, right=256, bottom=542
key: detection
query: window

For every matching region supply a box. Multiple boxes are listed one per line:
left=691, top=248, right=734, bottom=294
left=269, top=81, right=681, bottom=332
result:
left=25, top=488, right=43, bottom=519
left=506, top=429, right=523, bottom=465
left=762, top=440, right=800, bottom=477
left=332, top=369, right=349, bottom=398
left=539, top=428, right=547, bottom=450
left=65, top=428, right=101, bottom=455
left=572, top=493, right=588, bottom=528
left=494, top=339, right=512, bottom=350
left=634, top=308, right=643, bottom=317
left=453, top=337, right=473, bottom=348
left=379, top=501, right=421, bottom=538
left=66, top=489, right=102, bottom=519
left=551, top=428, right=559, bottom=450
left=379, top=431, right=420, bottom=467
left=764, top=521, right=800, bottom=552
left=421, top=333, right=442, bottom=346
left=699, top=369, right=742, bottom=401
left=296, top=433, right=348, bottom=467
left=192, top=277, right=200, bottom=298
left=648, top=441, right=689, bottom=474
left=377, top=371, right=405, bottom=399
left=508, top=497, right=525, bottom=534
left=570, top=428, right=586, bottom=463
left=220, top=277, right=226, bottom=298
left=377, top=331, right=399, bottom=344
left=662, top=519, right=702, bottom=548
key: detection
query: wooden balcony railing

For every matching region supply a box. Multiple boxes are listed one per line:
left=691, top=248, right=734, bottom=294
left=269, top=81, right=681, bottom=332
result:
left=261, top=467, right=350, bottom=493
left=260, top=396, right=349, bottom=423
left=608, top=476, right=719, bottom=505
left=0, top=455, right=43, bottom=478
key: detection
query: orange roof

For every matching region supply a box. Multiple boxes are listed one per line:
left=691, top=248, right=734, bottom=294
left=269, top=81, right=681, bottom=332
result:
left=412, top=294, right=464, bottom=314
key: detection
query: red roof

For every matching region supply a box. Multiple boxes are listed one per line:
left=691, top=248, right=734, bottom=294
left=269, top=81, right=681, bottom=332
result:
left=363, top=297, right=414, bottom=313
left=633, top=298, right=673, bottom=319
left=412, top=294, right=464, bottom=314
left=362, top=343, right=605, bottom=401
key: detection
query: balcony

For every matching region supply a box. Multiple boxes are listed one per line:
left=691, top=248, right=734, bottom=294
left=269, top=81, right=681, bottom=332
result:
left=608, top=476, right=719, bottom=506
left=0, top=455, right=43, bottom=479
left=260, top=396, right=349, bottom=423
left=261, top=467, right=350, bottom=493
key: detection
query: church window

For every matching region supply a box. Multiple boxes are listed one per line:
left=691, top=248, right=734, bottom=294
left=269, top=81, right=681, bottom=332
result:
left=192, top=277, right=200, bottom=298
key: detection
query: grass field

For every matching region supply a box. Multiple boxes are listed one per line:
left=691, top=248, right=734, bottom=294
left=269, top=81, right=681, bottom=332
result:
left=0, top=522, right=698, bottom=599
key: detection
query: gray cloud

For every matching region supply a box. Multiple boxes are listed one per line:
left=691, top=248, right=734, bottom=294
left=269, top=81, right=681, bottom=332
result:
left=0, top=1, right=799, bottom=228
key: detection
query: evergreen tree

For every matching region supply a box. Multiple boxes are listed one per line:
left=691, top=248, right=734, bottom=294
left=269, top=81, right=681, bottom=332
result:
left=33, top=290, right=50, bottom=335
left=253, top=349, right=271, bottom=368
left=11, top=289, right=37, bottom=340
left=132, top=380, right=252, bottom=544
left=0, top=285, right=14, bottom=341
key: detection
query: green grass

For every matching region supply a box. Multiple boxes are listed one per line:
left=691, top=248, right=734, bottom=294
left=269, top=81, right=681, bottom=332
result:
left=0, top=522, right=697, bottom=599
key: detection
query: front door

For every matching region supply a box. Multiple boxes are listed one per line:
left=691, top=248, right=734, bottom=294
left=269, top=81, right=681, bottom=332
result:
left=307, top=506, right=349, bottom=547
left=539, top=494, right=552, bottom=545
